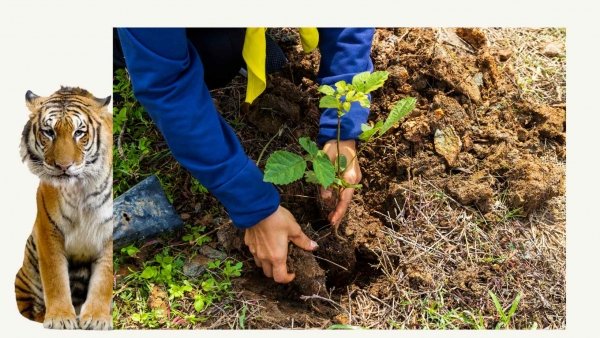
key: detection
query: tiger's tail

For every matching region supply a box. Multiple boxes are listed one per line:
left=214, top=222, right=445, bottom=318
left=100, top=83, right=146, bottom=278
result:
left=15, top=235, right=45, bottom=322
left=68, top=262, right=91, bottom=311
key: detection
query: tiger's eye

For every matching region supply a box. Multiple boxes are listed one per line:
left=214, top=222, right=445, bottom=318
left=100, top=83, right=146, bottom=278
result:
left=42, top=129, right=54, bottom=138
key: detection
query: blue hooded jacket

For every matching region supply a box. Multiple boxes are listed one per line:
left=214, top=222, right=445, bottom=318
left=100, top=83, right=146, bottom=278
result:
left=117, top=28, right=374, bottom=228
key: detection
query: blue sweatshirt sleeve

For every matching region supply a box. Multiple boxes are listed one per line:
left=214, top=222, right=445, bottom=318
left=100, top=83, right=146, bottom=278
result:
left=117, top=28, right=279, bottom=229
left=316, top=28, right=375, bottom=146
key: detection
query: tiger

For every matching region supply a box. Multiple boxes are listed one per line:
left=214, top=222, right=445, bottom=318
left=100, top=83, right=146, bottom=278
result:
left=15, top=87, right=113, bottom=330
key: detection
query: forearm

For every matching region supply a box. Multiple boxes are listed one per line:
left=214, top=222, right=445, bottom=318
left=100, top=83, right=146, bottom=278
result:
left=117, top=28, right=279, bottom=228
left=316, top=28, right=375, bottom=146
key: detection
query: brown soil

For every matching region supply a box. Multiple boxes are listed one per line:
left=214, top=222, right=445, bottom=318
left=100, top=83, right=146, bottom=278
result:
left=193, top=28, right=565, bottom=328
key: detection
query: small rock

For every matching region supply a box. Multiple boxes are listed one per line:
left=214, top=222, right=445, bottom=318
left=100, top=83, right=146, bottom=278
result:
left=473, top=72, right=484, bottom=87
left=462, top=132, right=473, bottom=151
left=411, top=75, right=428, bottom=91
left=401, top=115, right=431, bottom=143
left=183, top=255, right=212, bottom=278
left=434, top=125, right=462, bottom=167
left=180, top=213, right=191, bottom=220
left=496, top=48, right=513, bottom=62
left=388, top=65, right=409, bottom=85
left=542, top=42, right=562, bottom=57
left=432, top=95, right=468, bottom=121
left=199, top=246, right=228, bottom=260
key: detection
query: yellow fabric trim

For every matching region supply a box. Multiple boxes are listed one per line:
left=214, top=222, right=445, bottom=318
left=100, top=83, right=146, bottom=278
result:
left=242, top=28, right=319, bottom=104
left=299, top=27, right=319, bottom=52
left=242, top=28, right=267, bottom=104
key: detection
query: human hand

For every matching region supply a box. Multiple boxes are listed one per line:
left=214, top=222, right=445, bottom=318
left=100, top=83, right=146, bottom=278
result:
left=244, top=206, right=318, bottom=283
left=320, top=139, right=362, bottom=228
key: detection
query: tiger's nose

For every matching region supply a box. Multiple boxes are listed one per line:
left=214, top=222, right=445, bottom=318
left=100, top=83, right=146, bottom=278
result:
left=55, top=161, right=74, bottom=171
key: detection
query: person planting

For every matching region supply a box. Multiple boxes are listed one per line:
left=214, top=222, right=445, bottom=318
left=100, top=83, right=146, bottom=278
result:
left=116, top=27, right=375, bottom=284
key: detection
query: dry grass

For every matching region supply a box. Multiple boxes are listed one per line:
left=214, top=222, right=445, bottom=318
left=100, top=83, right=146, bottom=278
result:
left=483, top=28, right=566, bottom=105
left=331, top=28, right=567, bottom=330
left=336, top=175, right=565, bottom=329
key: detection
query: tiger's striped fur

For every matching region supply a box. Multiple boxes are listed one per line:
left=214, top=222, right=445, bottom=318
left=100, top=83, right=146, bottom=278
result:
left=15, top=87, right=113, bottom=330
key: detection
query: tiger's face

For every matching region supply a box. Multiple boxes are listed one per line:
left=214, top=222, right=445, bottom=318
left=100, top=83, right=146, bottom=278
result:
left=21, top=87, right=111, bottom=185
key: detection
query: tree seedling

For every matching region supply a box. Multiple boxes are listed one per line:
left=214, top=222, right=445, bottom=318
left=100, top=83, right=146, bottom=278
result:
left=263, top=71, right=416, bottom=237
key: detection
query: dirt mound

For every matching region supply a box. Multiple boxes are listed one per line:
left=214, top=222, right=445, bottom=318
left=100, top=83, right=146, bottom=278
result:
left=445, top=171, right=495, bottom=212
left=505, top=154, right=564, bottom=213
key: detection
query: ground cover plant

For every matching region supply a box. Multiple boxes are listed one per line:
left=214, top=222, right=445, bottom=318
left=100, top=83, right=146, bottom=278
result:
left=113, top=28, right=565, bottom=329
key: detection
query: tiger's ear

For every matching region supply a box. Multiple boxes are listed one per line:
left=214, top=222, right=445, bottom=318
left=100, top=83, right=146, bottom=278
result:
left=94, top=96, right=111, bottom=108
left=25, top=90, right=42, bottom=113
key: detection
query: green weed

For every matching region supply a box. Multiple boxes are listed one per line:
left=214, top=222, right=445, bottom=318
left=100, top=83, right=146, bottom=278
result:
left=181, top=224, right=212, bottom=247
left=113, top=225, right=243, bottom=329
left=489, top=290, right=523, bottom=329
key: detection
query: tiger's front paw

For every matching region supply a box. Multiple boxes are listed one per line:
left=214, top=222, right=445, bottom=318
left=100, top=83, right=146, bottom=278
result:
left=79, top=305, right=112, bottom=330
left=43, top=309, right=78, bottom=329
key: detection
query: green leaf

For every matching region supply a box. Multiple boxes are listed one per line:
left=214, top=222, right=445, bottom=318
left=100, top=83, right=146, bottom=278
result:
left=319, top=95, right=339, bottom=109
left=207, top=260, right=221, bottom=269
left=140, top=266, right=158, bottom=279
left=352, top=71, right=389, bottom=93
left=194, top=295, right=206, bottom=312
left=195, top=235, right=211, bottom=246
left=168, top=282, right=193, bottom=299
left=304, top=170, right=320, bottom=185
left=488, top=290, right=505, bottom=319
left=356, top=93, right=371, bottom=108
left=224, top=261, right=243, bottom=277
left=351, top=71, right=371, bottom=92
left=342, top=101, right=351, bottom=113
left=345, top=90, right=356, bottom=102
left=313, top=152, right=335, bottom=188
left=120, top=244, right=139, bottom=257
left=364, top=71, right=389, bottom=93
left=381, top=97, right=416, bottom=135
left=338, top=177, right=362, bottom=189
left=506, top=292, right=523, bottom=319
left=334, top=80, right=349, bottom=94
left=264, top=151, right=306, bottom=185
left=201, top=279, right=216, bottom=292
left=336, top=154, right=348, bottom=172
left=299, top=137, right=318, bottom=158
left=114, top=107, right=127, bottom=135
left=345, top=182, right=363, bottom=189
left=358, top=122, right=379, bottom=142
left=239, top=304, right=247, bottom=329
left=318, top=85, right=335, bottom=96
